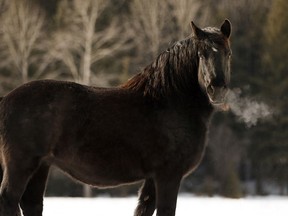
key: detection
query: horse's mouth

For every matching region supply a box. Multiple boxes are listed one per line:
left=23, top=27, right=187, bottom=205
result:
left=209, top=98, right=230, bottom=111
left=207, top=88, right=230, bottom=111
left=211, top=101, right=230, bottom=111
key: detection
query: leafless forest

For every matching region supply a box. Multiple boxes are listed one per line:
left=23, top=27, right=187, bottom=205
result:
left=0, top=0, right=287, bottom=197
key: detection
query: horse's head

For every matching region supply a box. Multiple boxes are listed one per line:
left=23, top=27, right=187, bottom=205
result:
left=191, top=20, right=232, bottom=108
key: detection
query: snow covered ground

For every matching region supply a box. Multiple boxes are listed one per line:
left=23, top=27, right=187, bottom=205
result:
left=43, top=195, right=288, bottom=216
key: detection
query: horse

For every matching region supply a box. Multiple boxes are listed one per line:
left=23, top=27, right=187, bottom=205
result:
left=0, top=19, right=232, bottom=216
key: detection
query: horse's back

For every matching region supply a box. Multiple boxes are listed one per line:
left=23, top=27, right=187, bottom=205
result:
left=0, top=80, right=156, bottom=163
left=0, top=81, right=71, bottom=155
left=0, top=80, right=106, bottom=153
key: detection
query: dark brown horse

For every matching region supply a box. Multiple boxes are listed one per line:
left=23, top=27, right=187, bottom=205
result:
left=0, top=20, right=232, bottom=216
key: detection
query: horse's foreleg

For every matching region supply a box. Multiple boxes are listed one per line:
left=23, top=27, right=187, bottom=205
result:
left=134, top=179, right=156, bottom=216
left=20, top=163, right=50, bottom=216
left=154, top=173, right=182, bottom=216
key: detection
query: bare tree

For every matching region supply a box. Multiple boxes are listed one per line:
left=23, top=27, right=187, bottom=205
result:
left=129, top=0, right=171, bottom=60
left=0, top=0, right=45, bottom=84
left=48, top=0, right=130, bottom=86
left=0, top=0, right=10, bottom=91
left=168, top=0, right=201, bottom=38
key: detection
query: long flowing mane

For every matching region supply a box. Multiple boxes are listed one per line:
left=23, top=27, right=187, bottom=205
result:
left=122, top=37, right=199, bottom=99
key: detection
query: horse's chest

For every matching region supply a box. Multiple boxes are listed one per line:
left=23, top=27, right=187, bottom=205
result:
left=163, top=111, right=207, bottom=143
left=162, top=118, right=208, bottom=173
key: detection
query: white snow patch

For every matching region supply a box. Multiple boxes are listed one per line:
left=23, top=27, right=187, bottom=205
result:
left=43, top=195, right=288, bottom=216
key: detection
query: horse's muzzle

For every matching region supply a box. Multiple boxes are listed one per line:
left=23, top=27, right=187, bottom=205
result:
left=207, top=85, right=229, bottom=111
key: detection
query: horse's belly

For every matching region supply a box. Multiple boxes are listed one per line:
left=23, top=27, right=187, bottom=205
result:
left=52, top=151, right=146, bottom=188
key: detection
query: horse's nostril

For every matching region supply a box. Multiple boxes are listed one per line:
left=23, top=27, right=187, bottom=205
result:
left=207, top=85, right=215, bottom=95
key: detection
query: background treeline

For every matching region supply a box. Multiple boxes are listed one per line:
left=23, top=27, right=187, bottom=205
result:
left=0, top=0, right=287, bottom=198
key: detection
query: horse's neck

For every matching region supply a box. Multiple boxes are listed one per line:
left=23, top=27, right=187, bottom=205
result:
left=168, top=90, right=213, bottom=111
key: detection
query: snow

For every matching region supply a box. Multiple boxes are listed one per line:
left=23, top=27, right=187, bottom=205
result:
left=43, top=195, right=288, bottom=216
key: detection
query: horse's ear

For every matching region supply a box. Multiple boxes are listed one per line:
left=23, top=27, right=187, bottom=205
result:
left=191, top=21, right=205, bottom=39
left=220, top=19, right=231, bottom=39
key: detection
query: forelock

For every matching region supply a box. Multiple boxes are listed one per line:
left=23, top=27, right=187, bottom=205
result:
left=202, top=27, right=228, bottom=46
left=203, top=27, right=220, bottom=34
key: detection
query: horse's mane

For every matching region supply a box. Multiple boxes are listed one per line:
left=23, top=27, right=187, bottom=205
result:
left=122, top=37, right=199, bottom=99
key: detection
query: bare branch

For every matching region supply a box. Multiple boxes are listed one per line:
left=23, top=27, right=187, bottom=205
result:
left=48, top=0, right=131, bottom=86
left=129, top=0, right=170, bottom=57
left=168, top=0, right=201, bottom=38
left=0, top=0, right=45, bottom=83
